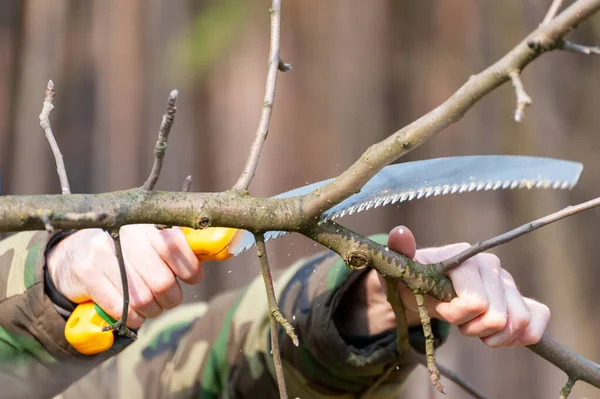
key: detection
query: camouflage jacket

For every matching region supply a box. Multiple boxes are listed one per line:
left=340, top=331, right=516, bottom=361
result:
left=0, top=231, right=449, bottom=398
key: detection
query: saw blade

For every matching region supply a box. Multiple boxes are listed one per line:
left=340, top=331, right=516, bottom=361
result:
left=228, top=155, right=583, bottom=255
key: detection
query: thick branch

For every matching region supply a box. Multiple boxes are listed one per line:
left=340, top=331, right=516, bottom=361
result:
left=233, top=0, right=283, bottom=192
left=0, top=190, right=303, bottom=233
left=301, top=221, right=600, bottom=390
left=142, top=90, right=178, bottom=191
left=39, top=80, right=70, bottom=195
left=301, top=0, right=600, bottom=219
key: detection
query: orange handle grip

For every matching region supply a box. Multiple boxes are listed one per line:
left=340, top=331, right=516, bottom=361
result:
left=65, top=227, right=238, bottom=354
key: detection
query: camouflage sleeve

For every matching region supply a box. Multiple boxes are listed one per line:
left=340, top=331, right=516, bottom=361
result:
left=0, top=232, right=125, bottom=398
left=57, top=234, right=449, bottom=399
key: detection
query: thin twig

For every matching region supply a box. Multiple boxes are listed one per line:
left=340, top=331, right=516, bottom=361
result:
left=255, top=233, right=290, bottom=399
left=509, top=70, right=532, bottom=122
left=559, top=377, right=576, bottom=399
left=441, top=195, right=600, bottom=272
left=233, top=0, right=283, bottom=191
left=103, top=230, right=137, bottom=340
left=560, top=40, right=600, bottom=54
left=411, top=350, right=487, bottom=399
left=39, top=80, right=70, bottom=195
left=414, top=289, right=444, bottom=393
left=142, top=90, right=178, bottom=191
left=182, top=175, right=192, bottom=192
left=543, top=0, right=565, bottom=24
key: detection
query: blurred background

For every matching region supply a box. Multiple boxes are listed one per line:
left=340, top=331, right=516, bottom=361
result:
left=1, top=0, right=600, bottom=397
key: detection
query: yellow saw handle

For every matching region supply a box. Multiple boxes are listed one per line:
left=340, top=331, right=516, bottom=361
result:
left=64, top=227, right=237, bottom=355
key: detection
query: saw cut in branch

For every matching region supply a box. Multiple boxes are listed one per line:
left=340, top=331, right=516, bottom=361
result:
left=39, top=80, right=70, bottom=195
left=301, top=0, right=600, bottom=219
left=142, top=89, right=178, bottom=191
left=233, top=0, right=285, bottom=192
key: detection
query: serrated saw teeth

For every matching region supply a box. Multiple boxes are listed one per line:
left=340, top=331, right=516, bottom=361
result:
left=227, top=156, right=583, bottom=255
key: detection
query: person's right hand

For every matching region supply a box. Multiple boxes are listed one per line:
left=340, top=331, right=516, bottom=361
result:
left=46, top=225, right=204, bottom=329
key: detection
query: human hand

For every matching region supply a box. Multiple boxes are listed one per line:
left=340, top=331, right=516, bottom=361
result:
left=46, top=225, right=203, bottom=329
left=336, top=226, right=550, bottom=348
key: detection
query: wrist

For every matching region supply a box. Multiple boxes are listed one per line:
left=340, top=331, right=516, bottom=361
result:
left=335, top=269, right=397, bottom=336
left=44, top=230, right=78, bottom=314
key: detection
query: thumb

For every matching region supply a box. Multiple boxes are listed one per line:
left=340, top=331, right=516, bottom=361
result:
left=387, top=225, right=416, bottom=259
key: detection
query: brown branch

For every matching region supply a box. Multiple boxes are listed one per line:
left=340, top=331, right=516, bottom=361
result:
left=411, top=350, right=487, bottom=399
left=560, top=40, right=600, bottom=54
left=559, top=377, right=576, bottom=399
left=39, top=80, right=70, bottom=195
left=103, top=230, right=137, bottom=340
left=301, top=0, right=600, bottom=219
left=440, top=195, right=600, bottom=272
left=142, top=90, right=178, bottom=191
left=509, top=70, right=532, bottom=122
left=302, top=221, right=600, bottom=393
left=543, top=0, right=566, bottom=24
left=233, top=0, right=284, bottom=192
left=414, top=290, right=444, bottom=393
left=255, top=233, right=290, bottom=399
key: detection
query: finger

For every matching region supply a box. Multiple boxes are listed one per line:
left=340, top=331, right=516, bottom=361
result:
left=121, top=225, right=183, bottom=312
left=506, top=297, right=550, bottom=346
left=88, top=275, right=146, bottom=329
left=127, top=251, right=183, bottom=312
left=434, top=256, right=489, bottom=325
left=480, top=269, right=531, bottom=347
left=148, top=227, right=204, bottom=284
left=458, top=255, right=508, bottom=337
left=387, top=226, right=416, bottom=259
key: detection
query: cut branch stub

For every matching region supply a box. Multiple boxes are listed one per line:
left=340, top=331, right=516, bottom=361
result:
left=343, top=249, right=371, bottom=269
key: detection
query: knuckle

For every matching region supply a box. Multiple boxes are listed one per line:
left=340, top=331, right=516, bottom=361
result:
left=511, top=311, right=532, bottom=332
left=482, top=312, right=508, bottom=331
left=468, top=296, right=489, bottom=316
left=152, top=276, right=177, bottom=296
left=130, top=290, right=155, bottom=309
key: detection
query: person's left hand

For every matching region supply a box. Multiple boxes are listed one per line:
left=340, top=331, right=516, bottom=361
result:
left=336, top=225, right=550, bottom=348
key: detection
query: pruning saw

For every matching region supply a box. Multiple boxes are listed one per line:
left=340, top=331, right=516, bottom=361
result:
left=64, top=155, right=583, bottom=354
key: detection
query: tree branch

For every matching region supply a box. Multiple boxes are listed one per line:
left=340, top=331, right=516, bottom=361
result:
left=233, top=0, right=284, bottom=192
left=301, top=0, right=600, bottom=219
left=39, top=80, right=70, bottom=195
left=103, top=230, right=137, bottom=340
left=440, top=195, right=600, bottom=272
left=560, top=40, right=600, bottom=54
left=255, top=233, right=291, bottom=399
left=142, top=90, right=178, bottom=192
left=509, top=70, right=532, bottom=122
left=543, top=0, right=566, bottom=24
